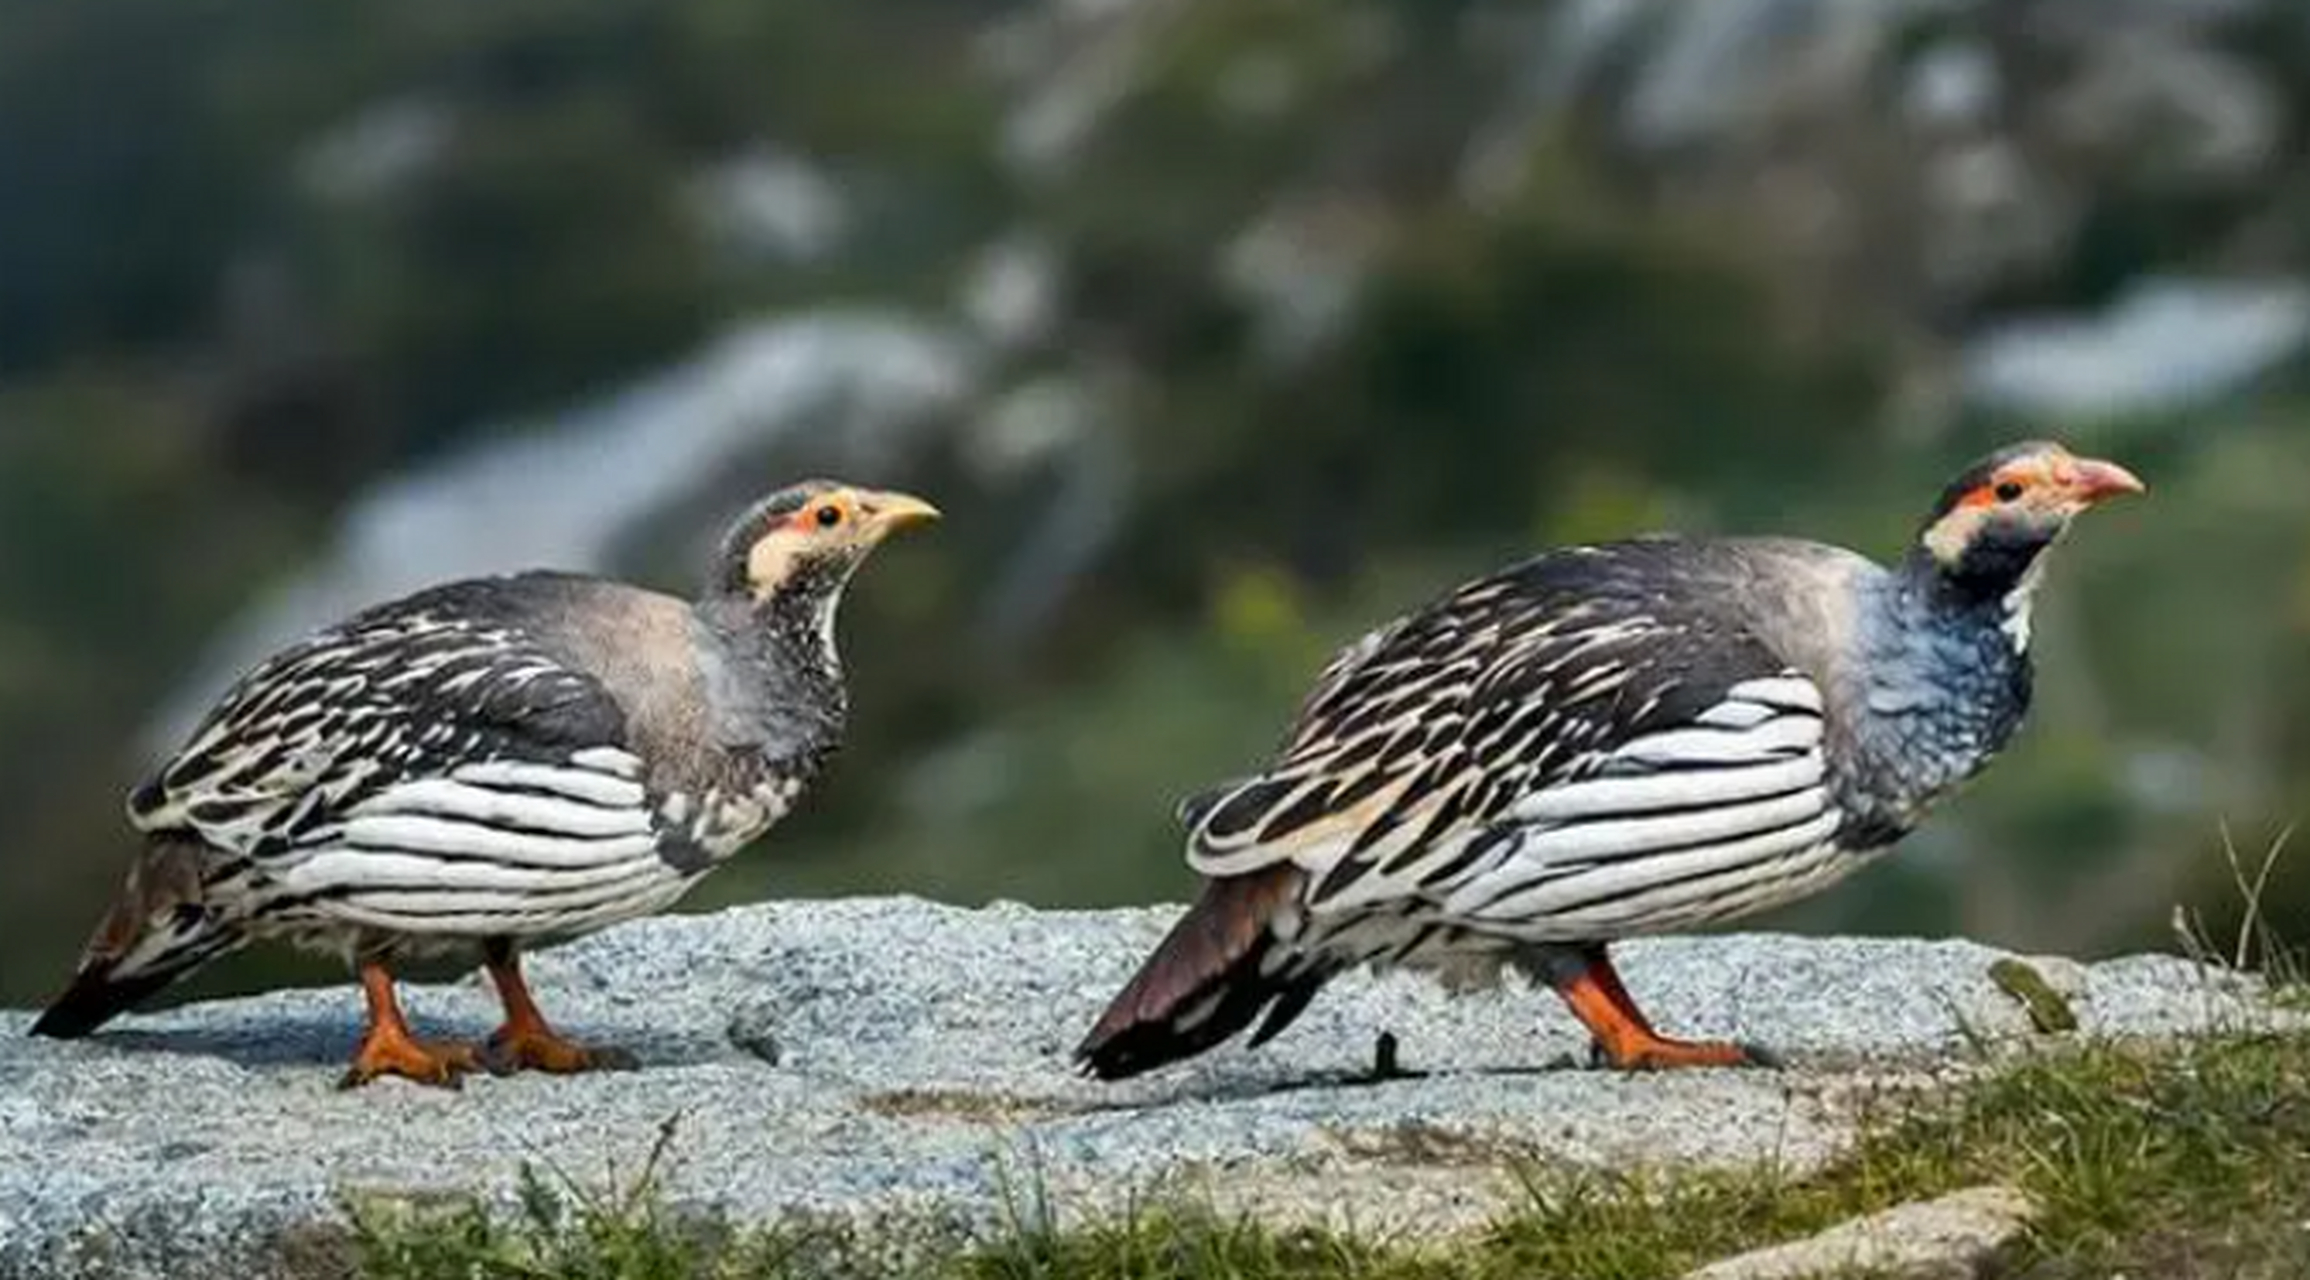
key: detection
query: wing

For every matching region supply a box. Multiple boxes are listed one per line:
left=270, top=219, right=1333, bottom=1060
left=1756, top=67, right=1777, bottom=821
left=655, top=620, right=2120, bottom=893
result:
left=1182, top=546, right=1840, bottom=939
left=132, top=594, right=659, bottom=901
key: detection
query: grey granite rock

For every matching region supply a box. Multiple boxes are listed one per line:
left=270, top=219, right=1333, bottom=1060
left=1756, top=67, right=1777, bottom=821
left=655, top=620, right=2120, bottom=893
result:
left=1684, top=1184, right=2037, bottom=1280
left=0, top=897, right=2283, bottom=1278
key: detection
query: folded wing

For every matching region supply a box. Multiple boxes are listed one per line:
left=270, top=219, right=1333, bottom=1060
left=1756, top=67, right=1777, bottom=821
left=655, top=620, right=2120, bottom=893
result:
left=130, top=593, right=680, bottom=937
left=1180, top=555, right=1845, bottom=943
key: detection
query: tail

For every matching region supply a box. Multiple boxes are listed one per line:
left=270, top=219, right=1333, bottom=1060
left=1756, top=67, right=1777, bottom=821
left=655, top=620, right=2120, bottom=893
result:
left=1076, top=866, right=1331, bottom=1080
left=31, top=839, right=245, bottom=1039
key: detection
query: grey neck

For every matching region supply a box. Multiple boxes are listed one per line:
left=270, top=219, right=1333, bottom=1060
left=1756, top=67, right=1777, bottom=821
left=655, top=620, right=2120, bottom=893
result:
left=692, top=585, right=849, bottom=760
left=1832, top=548, right=2037, bottom=846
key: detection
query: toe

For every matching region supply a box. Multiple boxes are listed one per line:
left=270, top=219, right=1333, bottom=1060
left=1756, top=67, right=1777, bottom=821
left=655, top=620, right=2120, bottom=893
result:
left=483, top=1031, right=633, bottom=1075
left=338, top=1053, right=468, bottom=1091
left=478, top=1039, right=523, bottom=1077
left=587, top=1045, right=641, bottom=1072
left=1737, top=1041, right=1786, bottom=1069
left=431, top=1042, right=484, bottom=1074
left=1590, top=1035, right=1758, bottom=1071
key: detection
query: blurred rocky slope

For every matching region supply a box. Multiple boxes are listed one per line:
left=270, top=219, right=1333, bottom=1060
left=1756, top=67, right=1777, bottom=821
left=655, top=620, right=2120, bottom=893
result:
left=3, top=0, right=2309, bottom=1001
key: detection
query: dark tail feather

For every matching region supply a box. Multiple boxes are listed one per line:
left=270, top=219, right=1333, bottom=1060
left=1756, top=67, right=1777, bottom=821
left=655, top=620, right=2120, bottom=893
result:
left=1076, top=867, right=1328, bottom=1080
left=1245, top=970, right=1327, bottom=1048
left=31, top=963, right=192, bottom=1039
left=30, top=838, right=239, bottom=1039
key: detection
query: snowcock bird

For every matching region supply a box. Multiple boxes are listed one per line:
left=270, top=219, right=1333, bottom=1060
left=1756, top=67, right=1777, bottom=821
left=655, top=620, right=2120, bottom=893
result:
left=34, top=480, right=937, bottom=1087
left=1079, top=442, right=2142, bottom=1078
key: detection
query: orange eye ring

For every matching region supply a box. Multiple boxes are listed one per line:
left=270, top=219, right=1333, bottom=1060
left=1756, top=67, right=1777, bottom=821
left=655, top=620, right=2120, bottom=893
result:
left=813, top=504, right=844, bottom=528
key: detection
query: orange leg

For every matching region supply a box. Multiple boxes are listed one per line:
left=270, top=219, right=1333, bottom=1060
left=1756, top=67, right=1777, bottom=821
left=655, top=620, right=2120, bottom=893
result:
left=340, top=962, right=480, bottom=1090
left=479, top=942, right=636, bottom=1075
left=1548, top=947, right=1768, bottom=1071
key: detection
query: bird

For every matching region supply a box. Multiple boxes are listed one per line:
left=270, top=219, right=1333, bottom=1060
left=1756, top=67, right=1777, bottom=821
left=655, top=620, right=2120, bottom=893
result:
left=32, top=479, right=938, bottom=1088
left=1078, top=441, right=2143, bottom=1079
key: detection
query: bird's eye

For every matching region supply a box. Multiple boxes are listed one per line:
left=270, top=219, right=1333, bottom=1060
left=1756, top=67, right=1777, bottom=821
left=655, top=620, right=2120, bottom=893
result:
left=1993, top=481, right=2025, bottom=503
left=815, top=505, right=843, bottom=528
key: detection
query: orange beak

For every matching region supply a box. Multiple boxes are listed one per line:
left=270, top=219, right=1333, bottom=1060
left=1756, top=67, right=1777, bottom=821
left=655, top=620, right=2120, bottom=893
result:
left=2060, top=456, right=2146, bottom=505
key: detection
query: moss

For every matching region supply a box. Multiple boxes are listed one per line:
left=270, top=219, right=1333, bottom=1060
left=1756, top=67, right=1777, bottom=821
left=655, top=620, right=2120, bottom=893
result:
left=1987, top=959, right=2080, bottom=1034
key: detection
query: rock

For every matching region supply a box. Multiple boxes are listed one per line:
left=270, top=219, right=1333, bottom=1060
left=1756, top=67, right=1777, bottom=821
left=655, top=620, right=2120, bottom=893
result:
left=0, top=898, right=2283, bottom=1278
left=724, top=1004, right=785, bottom=1066
left=1683, top=1184, right=2038, bottom=1279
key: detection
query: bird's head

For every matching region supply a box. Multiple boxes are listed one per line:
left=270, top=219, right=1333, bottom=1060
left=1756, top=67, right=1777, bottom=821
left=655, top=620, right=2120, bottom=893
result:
left=1910, top=442, right=2141, bottom=653
left=1917, top=441, right=2143, bottom=587
left=712, top=479, right=940, bottom=609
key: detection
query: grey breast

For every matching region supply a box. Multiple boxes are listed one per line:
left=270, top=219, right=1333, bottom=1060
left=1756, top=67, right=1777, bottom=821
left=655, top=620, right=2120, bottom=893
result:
left=527, top=581, right=840, bottom=867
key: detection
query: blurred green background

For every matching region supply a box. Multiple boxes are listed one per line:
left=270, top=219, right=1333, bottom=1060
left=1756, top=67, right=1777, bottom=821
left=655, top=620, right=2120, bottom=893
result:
left=4, top=0, right=2308, bottom=1006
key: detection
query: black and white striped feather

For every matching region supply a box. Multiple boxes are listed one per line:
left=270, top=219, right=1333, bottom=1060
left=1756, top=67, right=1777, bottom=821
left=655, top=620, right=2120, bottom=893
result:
left=1183, top=544, right=1850, bottom=960
left=129, top=583, right=707, bottom=945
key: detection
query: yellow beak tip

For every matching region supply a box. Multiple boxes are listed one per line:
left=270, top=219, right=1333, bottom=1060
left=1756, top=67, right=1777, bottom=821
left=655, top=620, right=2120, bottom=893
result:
left=869, top=492, right=942, bottom=530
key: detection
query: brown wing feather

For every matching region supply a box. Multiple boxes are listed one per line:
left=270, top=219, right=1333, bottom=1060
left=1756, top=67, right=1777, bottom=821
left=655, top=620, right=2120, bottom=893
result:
left=31, top=837, right=245, bottom=1038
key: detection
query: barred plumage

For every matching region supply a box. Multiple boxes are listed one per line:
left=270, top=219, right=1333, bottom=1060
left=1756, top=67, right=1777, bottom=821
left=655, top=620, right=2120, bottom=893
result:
left=36, top=480, right=938, bottom=1088
left=1082, top=442, right=2143, bottom=1079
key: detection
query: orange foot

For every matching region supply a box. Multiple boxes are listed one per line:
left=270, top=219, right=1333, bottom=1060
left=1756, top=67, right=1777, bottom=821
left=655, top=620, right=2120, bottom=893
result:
left=478, top=942, right=640, bottom=1076
left=481, top=1024, right=639, bottom=1076
left=1587, top=1034, right=1778, bottom=1071
left=1552, top=947, right=1781, bottom=1073
left=339, top=1028, right=481, bottom=1090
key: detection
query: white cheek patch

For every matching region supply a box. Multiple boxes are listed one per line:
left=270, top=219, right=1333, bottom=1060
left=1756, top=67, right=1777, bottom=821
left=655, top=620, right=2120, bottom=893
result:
left=1922, top=505, right=1983, bottom=566
left=747, top=530, right=806, bottom=600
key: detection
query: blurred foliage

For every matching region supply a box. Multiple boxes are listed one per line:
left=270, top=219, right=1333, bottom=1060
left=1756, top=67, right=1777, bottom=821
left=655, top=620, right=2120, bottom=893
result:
left=1, top=0, right=2307, bottom=1006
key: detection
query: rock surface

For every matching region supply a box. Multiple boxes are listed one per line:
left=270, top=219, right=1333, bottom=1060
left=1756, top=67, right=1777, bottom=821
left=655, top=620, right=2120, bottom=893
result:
left=1684, top=1184, right=2038, bottom=1280
left=0, top=897, right=2282, bottom=1279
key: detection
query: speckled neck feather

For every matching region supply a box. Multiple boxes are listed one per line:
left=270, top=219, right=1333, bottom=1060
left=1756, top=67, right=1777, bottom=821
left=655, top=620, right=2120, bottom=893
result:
left=693, top=555, right=853, bottom=759
left=1831, top=541, right=2044, bottom=846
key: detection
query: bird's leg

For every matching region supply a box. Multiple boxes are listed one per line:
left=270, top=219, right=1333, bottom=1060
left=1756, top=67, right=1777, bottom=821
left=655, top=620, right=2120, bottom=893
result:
left=478, top=941, right=637, bottom=1075
left=1545, top=946, right=1768, bottom=1071
left=340, top=961, right=480, bottom=1090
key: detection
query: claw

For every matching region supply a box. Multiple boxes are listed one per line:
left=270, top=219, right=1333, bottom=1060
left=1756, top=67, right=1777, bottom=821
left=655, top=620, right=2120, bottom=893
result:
left=481, top=1027, right=637, bottom=1077
left=1737, top=1041, right=1785, bottom=1070
left=339, top=1033, right=480, bottom=1090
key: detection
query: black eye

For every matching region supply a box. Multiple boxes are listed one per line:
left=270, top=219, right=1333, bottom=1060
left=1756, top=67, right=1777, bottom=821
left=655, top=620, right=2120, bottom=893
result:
left=815, top=505, right=843, bottom=527
left=1993, top=481, right=2024, bottom=503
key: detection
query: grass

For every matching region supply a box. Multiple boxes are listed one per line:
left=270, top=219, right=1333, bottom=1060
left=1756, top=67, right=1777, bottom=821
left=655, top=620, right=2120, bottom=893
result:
left=348, top=1117, right=812, bottom=1280
left=348, top=1027, right=2310, bottom=1280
